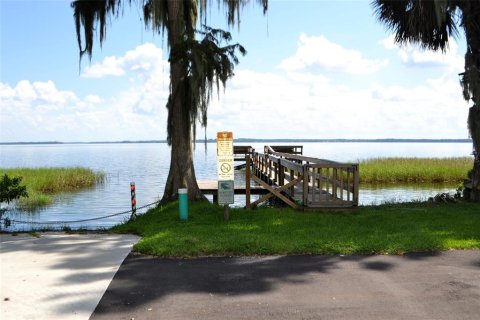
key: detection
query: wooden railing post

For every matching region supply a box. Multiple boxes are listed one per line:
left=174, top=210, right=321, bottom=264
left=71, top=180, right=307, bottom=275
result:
left=279, top=159, right=284, bottom=187
left=333, top=168, right=338, bottom=200
left=303, top=165, right=308, bottom=207
left=273, top=161, right=277, bottom=184
left=347, top=168, right=351, bottom=202
left=290, top=168, right=295, bottom=197
left=268, top=156, right=272, bottom=183
left=246, top=155, right=251, bottom=209
left=353, top=164, right=360, bottom=205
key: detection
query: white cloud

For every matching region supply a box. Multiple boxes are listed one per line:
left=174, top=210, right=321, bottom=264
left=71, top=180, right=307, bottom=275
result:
left=382, top=35, right=464, bottom=70
left=81, top=43, right=168, bottom=78
left=84, top=94, right=102, bottom=105
left=279, top=34, right=388, bottom=75
left=0, top=77, right=170, bottom=142
left=0, top=43, right=171, bottom=142
left=205, top=69, right=469, bottom=140
left=0, top=42, right=470, bottom=142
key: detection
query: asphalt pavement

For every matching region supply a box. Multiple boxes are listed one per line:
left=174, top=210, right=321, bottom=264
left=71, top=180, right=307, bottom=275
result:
left=91, top=250, right=480, bottom=320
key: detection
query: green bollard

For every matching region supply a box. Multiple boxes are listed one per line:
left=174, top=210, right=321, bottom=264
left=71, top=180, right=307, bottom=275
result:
left=178, top=188, right=188, bottom=221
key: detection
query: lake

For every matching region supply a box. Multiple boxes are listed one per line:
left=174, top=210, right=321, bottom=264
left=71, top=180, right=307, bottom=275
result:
left=0, top=142, right=473, bottom=231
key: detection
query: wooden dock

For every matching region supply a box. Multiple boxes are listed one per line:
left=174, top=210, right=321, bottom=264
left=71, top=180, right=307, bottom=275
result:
left=200, top=145, right=359, bottom=210
left=248, top=146, right=359, bottom=209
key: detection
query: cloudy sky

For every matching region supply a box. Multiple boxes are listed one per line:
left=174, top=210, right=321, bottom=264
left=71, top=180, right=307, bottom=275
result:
left=0, top=0, right=472, bottom=142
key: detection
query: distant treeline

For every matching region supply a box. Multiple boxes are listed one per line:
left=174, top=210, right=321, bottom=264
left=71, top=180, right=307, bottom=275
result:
left=0, top=138, right=473, bottom=145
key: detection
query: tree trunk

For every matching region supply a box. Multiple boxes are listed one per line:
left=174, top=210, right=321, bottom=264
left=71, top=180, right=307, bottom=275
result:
left=462, top=2, right=480, bottom=202
left=161, top=0, right=206, bottom=203
left=467, top=105, right=480, bottom=201
left=161, top=109, right=206, bottom=202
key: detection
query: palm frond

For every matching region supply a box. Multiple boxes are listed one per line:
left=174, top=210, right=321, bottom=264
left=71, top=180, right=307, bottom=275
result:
left=372, top=0, right=458, bottom=51
left=456, top=0, right=480, bottom=106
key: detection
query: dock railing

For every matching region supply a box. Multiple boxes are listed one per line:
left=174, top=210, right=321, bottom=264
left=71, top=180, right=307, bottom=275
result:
left=247, top=146, right=359, bottom=209
left=234, top=146, right=255, bottom=161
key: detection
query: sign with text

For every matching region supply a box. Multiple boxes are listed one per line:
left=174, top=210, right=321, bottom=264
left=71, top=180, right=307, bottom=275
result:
left=217, top=131, right=233, bottom=156
left=217, top=131, right=234, bottom=181
left=217, top=131, right=234, bottom=204
left=217, top=156, right=234, bottom=181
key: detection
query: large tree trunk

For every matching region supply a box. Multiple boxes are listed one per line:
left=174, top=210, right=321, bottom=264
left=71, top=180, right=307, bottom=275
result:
left=161, top=101, right=206, bottom=202
left=462, top=2, right=480, bottom=202
left=466, top=105, right=480, bottom=201
left=161, top=0, right=206, bottom=203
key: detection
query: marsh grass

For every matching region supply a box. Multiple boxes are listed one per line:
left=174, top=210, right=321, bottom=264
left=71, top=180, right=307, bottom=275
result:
left=0, top=167, right=105, bottom=209
left=112, top=201, right=480, bottom=257
left=360, top=157, right=473, bottom=183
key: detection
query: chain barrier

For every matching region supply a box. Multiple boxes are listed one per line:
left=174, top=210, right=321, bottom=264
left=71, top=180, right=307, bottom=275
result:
left=0, top=200, right=161, bottom=228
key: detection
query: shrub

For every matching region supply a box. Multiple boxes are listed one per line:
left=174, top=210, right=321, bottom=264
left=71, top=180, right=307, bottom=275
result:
left=0, top=174, right=28, bottom=204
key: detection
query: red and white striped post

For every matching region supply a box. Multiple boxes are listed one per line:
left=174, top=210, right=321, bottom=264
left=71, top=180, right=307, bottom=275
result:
left=130, top=182, right=137, bottom=221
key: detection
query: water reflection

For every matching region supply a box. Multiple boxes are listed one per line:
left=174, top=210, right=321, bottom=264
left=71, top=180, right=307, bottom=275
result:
left=360, top=183, right=458, bottom=205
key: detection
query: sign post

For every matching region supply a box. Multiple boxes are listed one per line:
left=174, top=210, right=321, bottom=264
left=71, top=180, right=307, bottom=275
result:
left=217, top=131, right=234, bottom=220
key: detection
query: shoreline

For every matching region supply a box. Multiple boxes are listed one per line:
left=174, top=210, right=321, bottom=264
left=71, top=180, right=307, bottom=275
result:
left=0, top=138, right=474, bottom=145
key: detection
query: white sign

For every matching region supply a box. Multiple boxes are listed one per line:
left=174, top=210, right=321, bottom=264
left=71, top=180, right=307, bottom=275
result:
left=217, top=131, right=234, bottom=204
left=217, top=132, right=234, bottom=181
left=217, top=140, right=233, bottom=156
left=217, top=156, right=234, bottom=180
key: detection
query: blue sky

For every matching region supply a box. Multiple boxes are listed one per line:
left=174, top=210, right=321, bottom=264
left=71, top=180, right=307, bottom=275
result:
left=0, top=0, right=471, bottom=142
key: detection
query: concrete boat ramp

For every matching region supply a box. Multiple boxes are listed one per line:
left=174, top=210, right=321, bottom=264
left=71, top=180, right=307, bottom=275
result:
left=0, top=232, right=139, bottom=320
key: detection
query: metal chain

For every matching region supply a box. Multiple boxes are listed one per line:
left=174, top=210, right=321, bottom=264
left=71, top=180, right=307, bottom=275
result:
left=0, top=200, right=161, bottom=226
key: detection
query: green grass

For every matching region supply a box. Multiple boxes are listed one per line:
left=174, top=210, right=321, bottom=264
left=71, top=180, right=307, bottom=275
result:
left=112, top=201, right=480, bottom=257
left=360, top=157, right=473, bottom=183
left=0, top=167, right=105, bottom=209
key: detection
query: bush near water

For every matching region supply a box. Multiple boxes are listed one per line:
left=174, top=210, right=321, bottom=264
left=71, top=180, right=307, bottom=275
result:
left=0, top=174, right=28, bottom=204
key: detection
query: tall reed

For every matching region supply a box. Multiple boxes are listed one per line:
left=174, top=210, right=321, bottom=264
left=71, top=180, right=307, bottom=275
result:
left=359, top=157, right=473, bottom=184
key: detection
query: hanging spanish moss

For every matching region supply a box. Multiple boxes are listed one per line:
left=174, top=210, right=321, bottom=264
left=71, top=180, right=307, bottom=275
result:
left=167, top=26, right=246, bottom=145
left=72, top=0, right=267, bottom=56
left=71, top=0, right=268, bottom=202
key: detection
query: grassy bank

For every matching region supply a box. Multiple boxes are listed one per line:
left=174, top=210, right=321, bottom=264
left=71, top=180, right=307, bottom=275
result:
left=112, top=201, right=480, bottom=257
left=359, top=157, right=472, bottom=183
left=0, top=167, right=105, bottom=209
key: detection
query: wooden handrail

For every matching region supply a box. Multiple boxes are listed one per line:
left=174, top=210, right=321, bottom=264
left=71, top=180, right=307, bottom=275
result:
left=265, top=147, right=345, bottom=166
left=248, top=146, right=359, bottom=208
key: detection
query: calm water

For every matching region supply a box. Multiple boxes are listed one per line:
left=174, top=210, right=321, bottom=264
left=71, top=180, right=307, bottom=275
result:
left=0, top=142, right=473, bottom=231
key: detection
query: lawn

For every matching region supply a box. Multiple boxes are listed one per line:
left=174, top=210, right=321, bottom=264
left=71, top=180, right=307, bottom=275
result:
left=112, top=201, right=480, bottom=257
